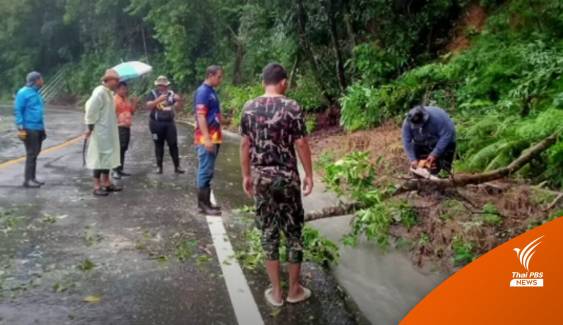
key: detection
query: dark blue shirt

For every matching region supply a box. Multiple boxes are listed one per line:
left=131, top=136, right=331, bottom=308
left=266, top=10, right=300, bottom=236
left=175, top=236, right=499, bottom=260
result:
left=194, top=83, right=222, bottom=144
left=402, top=106, right=456, bottom=161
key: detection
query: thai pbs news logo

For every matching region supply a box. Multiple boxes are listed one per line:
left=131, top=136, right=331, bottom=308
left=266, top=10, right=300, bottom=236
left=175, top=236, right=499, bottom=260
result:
left=510, top=236, right=544, bottom=287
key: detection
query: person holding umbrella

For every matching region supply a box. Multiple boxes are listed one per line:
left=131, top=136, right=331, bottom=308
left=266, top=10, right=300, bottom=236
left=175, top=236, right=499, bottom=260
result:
left=84, top=69, right=122, bottom=197
left=146, top=76, right=185, bottom=175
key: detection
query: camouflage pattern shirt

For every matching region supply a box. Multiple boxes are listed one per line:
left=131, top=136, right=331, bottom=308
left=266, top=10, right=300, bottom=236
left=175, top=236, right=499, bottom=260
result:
left=240, top=96, right=306, bottom=173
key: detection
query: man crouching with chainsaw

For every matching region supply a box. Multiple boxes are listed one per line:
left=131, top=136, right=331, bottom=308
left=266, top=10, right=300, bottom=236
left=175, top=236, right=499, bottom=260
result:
left=402, top=105, right=456, bottom=176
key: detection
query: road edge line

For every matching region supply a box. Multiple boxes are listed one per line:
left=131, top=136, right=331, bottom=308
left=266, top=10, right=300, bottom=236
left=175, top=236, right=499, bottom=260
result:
left=206, top=216, right=264, bottom=325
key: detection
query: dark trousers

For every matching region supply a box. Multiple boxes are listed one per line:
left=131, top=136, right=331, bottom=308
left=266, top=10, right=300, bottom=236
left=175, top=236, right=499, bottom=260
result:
left=115, top=127, right=131, bottom=172
left=93, top=169, right=110, bottom=179
left=23, top=130, right=45, bottom=182
left=414, top=142, right=456, bottom=174
left=149, top=120, right=180, bottom=168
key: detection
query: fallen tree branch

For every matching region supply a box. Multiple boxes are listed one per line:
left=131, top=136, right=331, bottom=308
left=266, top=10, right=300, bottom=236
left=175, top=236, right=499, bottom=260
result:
left=304, top=132, right=560, bottom=222
left=543, top=193, right=563, bottom=212
left=392, top=132, right=560, bottom=196
left=305, top=202, right=360, bottom=222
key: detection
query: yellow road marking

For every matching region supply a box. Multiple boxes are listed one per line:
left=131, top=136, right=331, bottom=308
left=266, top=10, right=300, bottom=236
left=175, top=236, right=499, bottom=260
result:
left=0, top=135, right=83, bottom=169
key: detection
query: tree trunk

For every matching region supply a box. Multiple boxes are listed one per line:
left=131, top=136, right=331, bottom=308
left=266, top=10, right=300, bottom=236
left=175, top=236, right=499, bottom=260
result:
left=232, top=40, right=245, bottom=85
left=392, top=132, right=559, bottom=195
left=324, top=0, right=347, bottom=92
left=288, top=53, right=300, bottom=90
left=296, top=0, right=334, bottom=104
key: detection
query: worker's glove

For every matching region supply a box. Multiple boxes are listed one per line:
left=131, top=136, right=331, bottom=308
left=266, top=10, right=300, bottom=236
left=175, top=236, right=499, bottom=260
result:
left=17, top=129, right=27, bottom=141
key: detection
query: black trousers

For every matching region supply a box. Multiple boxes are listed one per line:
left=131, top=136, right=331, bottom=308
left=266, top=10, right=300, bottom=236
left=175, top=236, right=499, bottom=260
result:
left=414, top=142, right=456, bottom=174
left=115, top=127, right=131, bottom=172
left=23, top=130, right=45, bottom=182
left=149, top=120, right=180, bottom=168
left=93, top=169, right=110, bottom=179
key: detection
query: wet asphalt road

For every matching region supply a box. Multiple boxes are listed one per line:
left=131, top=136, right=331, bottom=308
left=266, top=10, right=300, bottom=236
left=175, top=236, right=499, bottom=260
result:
left=0, top=106, right=362, bottom=325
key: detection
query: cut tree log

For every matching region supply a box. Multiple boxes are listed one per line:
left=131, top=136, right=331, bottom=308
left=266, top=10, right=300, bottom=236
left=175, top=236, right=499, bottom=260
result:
left=392, top=132, right=559, bottom=196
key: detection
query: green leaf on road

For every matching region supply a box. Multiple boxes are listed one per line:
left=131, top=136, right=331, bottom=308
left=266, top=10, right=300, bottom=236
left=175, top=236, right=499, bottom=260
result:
left=82, top=294, right=102, bottom=304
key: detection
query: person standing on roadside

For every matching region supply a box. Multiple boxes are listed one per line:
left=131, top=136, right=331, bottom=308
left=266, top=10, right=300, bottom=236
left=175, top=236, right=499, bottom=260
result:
left=239, top=63, right=314, bottom=307
left=112, top=81, right=137, bottom=180
left=146, top=76, right=185, bottom=175
left=84, top=69, right=123, bottom=197
left=194, top=66, right=224, bottom=216
left=14, top=71, right=47, bottom=188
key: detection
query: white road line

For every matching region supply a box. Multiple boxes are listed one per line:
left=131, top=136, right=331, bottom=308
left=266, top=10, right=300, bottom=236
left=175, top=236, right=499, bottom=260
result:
left=207, top=216, right=264, bottom=325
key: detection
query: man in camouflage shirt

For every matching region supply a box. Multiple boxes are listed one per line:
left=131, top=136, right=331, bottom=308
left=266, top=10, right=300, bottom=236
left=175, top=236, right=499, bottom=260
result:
left=240, top=63, right=314, bottom=307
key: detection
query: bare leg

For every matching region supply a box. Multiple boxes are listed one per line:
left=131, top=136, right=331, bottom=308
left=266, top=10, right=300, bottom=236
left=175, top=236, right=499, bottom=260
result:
left=94, top=177, right=101, bottom=190
left=287, top=262, right=305, bottom=299
left=101, top=173, right=111, bottom=187
left=265, top=260, right=283, bottom=303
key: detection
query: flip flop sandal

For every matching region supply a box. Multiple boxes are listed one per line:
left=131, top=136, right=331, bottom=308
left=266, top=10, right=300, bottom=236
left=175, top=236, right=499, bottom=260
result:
left=264, top=288, right=284, bottom=307
left=93, top=188, right=109, bottom=197
left=286, top=286, right=312, bottom=304
left=104, top=185, right=123, bottom=192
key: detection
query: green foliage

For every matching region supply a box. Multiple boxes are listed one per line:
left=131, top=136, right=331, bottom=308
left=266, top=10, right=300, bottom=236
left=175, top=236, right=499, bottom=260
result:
left=235, top=225, right=339, bottom=270
left=344, top=205, right=392, bottom=248
left=175, top=239, right=197, bottom=263
left=323, top=152, right=418, bottom=247
left=323, top=151, right=376, bottom=201
left=351, top=43, right=406, bottom=85
left=305, top=115, right=317, bottom=134
left=452, top=236, right=475, bottom=266
left=441, top=199, right=466, bottom=220
left=77, top=259, right=96, bottom=272
left=480, top=203, right=503, bottom=226
left=220, top=84, right=263, bottom=127
left=392, top=203, right=418, bottom=230
left=288, top=74, right=325, bottom=112
left=340, top=84, right=382, bottom=131
left=302, top=227, right=340, bottom=267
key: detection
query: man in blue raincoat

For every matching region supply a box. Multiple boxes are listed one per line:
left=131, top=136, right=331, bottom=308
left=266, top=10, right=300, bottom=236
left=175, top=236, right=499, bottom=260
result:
left=14, top=71, right=46, bottom=188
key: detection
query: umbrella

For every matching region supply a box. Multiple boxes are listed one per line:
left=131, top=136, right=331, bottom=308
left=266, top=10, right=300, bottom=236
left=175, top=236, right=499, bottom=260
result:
left=112, top=61, right=153, bottom=81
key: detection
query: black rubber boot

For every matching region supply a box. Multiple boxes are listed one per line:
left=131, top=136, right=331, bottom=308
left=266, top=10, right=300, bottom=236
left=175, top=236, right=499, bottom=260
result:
left=203, top=187, right=221, bottom=211
left=198, top=188, right=221, bottom=216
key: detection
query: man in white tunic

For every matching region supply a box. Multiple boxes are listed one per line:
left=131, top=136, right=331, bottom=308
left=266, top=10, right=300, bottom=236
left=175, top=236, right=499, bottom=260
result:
left=84, top=69, right=122, bottom=196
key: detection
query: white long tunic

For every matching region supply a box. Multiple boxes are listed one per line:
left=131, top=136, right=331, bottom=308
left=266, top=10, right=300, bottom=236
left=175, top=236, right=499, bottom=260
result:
left=84, top=85, right=120, bottom=170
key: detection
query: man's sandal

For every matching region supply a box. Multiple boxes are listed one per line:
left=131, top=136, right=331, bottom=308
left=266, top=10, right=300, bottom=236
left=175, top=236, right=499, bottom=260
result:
left=104, top=184, right=123, bottom=192
left=286, top=286, right=312, bottom=304
left=264, top=288, right=284, bottom=307
left=93, top=188, right=109, bottom=197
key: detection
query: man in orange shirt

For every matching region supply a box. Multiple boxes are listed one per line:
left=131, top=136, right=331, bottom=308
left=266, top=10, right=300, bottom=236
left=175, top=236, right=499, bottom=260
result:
left=112, top=81, right=137, bottom=179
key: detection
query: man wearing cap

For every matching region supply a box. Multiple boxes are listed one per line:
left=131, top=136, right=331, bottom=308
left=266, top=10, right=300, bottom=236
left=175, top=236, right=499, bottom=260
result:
left=84, top=69, right=122, bottom=197
left=146, top=76, right=184, bottom=175
left=194, top=65, right=224, bottom=216
left=402, top=105, right=457, bottom=175
left=14, top=71, right=46, bottom=188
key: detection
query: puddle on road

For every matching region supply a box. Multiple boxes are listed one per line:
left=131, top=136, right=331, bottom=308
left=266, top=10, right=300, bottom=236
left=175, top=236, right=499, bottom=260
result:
left=310, top=215, right=449, bottom=324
